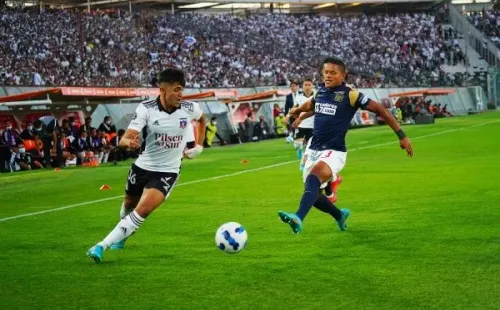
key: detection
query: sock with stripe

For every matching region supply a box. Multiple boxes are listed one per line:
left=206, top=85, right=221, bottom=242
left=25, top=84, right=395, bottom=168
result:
left=98, top=211, right=144, bottom=250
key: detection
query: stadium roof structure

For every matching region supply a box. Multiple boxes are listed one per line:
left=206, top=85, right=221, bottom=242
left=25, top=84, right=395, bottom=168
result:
left=388, top=88, right=457, bottom=98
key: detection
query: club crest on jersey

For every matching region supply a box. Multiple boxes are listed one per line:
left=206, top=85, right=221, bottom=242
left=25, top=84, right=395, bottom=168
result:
left=334, top=92, right=344, bottom=102
left=179, top=118, right=188, bottom=129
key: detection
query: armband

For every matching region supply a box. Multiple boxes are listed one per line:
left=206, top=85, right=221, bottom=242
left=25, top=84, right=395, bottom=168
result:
left=395, top=129, right=406, bottom=140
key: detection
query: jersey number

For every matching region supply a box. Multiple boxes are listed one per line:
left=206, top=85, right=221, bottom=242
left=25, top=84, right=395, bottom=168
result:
left=128, top=170, right=136, bottom=185
left=321, top=151, right=333, bottom=159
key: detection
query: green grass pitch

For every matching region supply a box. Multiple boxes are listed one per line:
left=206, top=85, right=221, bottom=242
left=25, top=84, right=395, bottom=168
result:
left=1, top=112, right=499, bottom=309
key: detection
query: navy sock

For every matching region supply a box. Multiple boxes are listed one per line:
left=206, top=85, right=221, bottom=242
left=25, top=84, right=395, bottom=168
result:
left=314, top=194, right=342, bottom=221
left=296, top=175, right=321, bottom=220
left=324, top=181, right=333, bottom=196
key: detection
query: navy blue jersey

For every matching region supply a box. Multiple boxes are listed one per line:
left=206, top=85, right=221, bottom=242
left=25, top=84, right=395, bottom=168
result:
left=310, top=83, right=370, bottom=152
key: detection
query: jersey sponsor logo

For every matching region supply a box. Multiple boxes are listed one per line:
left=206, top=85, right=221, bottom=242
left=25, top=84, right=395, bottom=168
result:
left=154, top=133, right=183, bottom=149
left=315, top=102, right=337, bottom=116
left=181, top=101, right=194, bottom=112
left=179, top=118, right=187, bottom=129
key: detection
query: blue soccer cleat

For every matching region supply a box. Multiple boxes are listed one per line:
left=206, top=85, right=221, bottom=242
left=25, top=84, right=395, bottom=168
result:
left=336, top=208, right=351, bottom=231
left=110, top=238, right=128, bottom=250
left=296, top=148, right=303, bottom=159
left=278, top=211, right=303, bottom=234
left=87, top=245, right=104, bottom=263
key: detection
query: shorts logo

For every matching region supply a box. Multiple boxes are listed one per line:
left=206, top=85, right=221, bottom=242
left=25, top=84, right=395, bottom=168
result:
left=161, top=177, right=172, bottom=194
left=179, top=118, right=187, bottom=129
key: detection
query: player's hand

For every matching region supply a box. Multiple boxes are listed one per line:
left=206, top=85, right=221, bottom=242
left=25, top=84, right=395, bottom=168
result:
left=184, top=144, right=203, bottom=159
left=128, top=135, right=140, bottom=149
left=292, top=118, right=302, bottom=129
left=399, top=137, right=413, bottom=157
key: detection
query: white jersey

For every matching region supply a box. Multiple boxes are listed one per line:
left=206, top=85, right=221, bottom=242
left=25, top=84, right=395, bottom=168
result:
left=297, top=91, right=315, bottom=129
left=128, top=98, right=202, bottom=173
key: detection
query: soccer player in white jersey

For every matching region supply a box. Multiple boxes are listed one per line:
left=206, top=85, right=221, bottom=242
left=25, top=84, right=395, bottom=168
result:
left=294, top=78, right=315, bottom=169
left=87, top=68, right=206, bottom=263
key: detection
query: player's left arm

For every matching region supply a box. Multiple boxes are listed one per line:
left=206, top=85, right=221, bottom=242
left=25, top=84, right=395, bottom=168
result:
left=195, top=113, right=206, bottom=147
left=350, top=89, right=413, bottom=157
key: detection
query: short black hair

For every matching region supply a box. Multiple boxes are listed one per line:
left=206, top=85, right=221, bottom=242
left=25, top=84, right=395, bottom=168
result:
left=210, top=116, right=217, bottom=121
left=158, top=68, right=186, bottom=87
left=290, top=80, right=299, bottom=86
left=33, top=119, right=42, bottom=128
left=322, top=57, right=346, bottom=73
left=303, top=77, right=313, bottom=83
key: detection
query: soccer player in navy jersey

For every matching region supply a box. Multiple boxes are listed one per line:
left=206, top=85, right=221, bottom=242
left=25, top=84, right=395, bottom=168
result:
left=279, top=57, right=413, bottom=234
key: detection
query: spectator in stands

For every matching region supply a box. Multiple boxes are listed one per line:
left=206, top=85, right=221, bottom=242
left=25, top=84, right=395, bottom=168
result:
left=33, top=116, right=62, bottom=168
left=80, top=117, right=93, bottom=133
left=273, top=104, right=281, bottom=118
left=98, top=116, right=116, bottom=134
left=20, top=121, right=35, bottom=140
left=60, top=120, right=73, bottom=141
left=0, top=8, right=472, bottom=89
left=254, top=116, right=274, bottom=141
left=243, top=112, right=254, bottom=142
left=87, top=128, right=104, bottom=162
left=204, top=117, right=225, bottom=148
left=2, top=121, right=19, bottom=148
left=0, top=128, right=11, bottom=172
left=72, top=130, right=90, bottom=164
left=68, top=117, right=80, bottom=137
left=58, top=132, right=77, bottom=166
left=11, top=143, right=43, bottom=171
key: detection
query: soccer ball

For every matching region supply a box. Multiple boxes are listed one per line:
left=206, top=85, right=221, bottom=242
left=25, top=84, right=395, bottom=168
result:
left=215, top=222, right=248, bottom=254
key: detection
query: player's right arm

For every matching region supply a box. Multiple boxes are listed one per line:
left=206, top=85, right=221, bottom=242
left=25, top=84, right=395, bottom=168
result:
left=349, top=89, right=413, bottom=157
left=286, top=98, right=314, bottom=124
left=119, top=103, right=148, bottom=149
left=292, top=111, right=314, bottom=129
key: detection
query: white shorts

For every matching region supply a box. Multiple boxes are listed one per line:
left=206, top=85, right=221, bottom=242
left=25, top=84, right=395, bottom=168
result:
left=302, top=140, right=347, bottom=188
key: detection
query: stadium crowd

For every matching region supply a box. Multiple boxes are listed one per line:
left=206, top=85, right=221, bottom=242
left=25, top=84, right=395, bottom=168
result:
left=0, top=116, right=136, bottom=172
left=467, top=9, right=500, bottom=48
left=0, top=7, right=480, bottom=89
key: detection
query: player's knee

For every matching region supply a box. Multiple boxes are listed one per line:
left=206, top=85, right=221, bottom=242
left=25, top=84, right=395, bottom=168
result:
left=310, top=162, right=332, bottom=183
left=135, top=188, right=166, bottom=218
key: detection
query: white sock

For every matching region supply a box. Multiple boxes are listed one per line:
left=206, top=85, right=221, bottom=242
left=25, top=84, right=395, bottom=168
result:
left=103, top=152, right=109, bottom=163
left=293, top=140, right=302, bottom=149
left=99, top=152, right=104, bottom=163
left=119, top=202, right=133, bottom=219
left=97, top=211, right=145, bottom=249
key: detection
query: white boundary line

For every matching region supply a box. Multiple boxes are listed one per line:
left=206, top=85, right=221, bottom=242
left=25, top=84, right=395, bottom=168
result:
left=1, top=119, right=498, bottom=223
